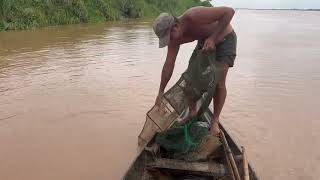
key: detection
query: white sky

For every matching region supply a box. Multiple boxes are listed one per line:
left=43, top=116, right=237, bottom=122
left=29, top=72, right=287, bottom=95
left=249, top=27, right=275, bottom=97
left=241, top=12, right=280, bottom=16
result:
left=213, top=0, right=320, bottom=9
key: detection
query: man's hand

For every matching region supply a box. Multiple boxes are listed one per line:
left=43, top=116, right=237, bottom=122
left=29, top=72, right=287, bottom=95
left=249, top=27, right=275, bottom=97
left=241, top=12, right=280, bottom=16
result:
left=202, top=37, right=216, bottom=52
left=155, top=91, right=164, bottom=107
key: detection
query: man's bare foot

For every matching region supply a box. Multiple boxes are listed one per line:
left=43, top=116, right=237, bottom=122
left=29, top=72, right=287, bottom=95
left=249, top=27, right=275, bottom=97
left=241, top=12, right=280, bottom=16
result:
left=210, top=120, right=221, bottom=137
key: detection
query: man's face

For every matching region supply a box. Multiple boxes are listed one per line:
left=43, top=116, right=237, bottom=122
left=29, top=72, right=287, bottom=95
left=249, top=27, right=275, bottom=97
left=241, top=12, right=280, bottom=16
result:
left=170, top=24, right=181, bottom=42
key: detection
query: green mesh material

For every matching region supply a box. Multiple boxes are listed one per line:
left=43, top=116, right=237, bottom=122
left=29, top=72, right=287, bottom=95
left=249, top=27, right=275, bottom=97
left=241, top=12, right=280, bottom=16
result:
left=182, top=46, right=222, bottom=102
left=155, top=117, right=209, bottom=154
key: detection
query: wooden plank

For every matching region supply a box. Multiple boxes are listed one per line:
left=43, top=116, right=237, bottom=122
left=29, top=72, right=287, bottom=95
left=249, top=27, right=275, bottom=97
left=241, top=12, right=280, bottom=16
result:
left=221, top=131, right=241, bottom=180
left=224, top=149, right=236, bottom=180
left=242, top=146, right=250, bottom=180
left=146, top=158, right=227, bottom=177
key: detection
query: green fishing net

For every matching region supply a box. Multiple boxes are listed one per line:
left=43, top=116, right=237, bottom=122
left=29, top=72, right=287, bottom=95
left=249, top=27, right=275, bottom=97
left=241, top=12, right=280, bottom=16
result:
left=155, top=117, right=209, bottom=154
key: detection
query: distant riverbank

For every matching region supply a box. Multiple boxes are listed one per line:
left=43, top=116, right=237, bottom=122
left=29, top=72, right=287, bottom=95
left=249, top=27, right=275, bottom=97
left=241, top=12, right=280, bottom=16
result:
left=0, top=0, right=211, bottom=31
left=236, top=8, right=320, bottom=11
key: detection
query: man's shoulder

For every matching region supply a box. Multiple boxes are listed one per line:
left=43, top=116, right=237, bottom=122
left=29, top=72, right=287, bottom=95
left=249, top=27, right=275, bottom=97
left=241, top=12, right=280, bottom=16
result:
left=181, top=6, right=206, bottom=18
left=180, top=6, right=208, bottom=24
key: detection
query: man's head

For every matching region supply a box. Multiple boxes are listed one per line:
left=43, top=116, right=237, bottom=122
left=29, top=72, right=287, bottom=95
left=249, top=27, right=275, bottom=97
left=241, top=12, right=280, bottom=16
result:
left=153, top=13, right=182, bottom=48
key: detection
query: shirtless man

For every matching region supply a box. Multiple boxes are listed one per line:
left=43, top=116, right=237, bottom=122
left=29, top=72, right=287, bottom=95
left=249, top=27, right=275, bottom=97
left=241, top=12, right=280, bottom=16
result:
left=153, top=6, right=237, bottom=136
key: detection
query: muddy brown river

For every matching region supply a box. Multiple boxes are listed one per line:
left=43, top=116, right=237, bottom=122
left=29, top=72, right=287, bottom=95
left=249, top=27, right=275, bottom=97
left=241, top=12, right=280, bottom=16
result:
left=0, top=10, right=320, bottom=180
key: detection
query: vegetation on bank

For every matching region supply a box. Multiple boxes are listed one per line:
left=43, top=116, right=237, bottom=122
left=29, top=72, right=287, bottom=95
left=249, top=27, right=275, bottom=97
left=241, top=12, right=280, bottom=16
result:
left=0, top=0, right=212, bottom=31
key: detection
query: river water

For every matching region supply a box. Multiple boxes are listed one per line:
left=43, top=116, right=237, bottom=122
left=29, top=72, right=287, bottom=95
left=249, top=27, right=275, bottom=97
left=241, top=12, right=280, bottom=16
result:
left=0, top=10, right=320, bottom=180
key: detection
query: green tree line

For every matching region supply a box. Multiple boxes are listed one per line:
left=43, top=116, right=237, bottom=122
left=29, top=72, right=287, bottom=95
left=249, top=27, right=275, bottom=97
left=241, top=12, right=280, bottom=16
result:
left=0, top=0, right=212, bottom=31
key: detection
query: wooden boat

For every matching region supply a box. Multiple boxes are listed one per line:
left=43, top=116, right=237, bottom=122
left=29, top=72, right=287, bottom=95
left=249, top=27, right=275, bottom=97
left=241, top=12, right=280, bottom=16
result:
left=123, top=118, right=258, bottom=180
left=123, top=77, right=259, bottom=180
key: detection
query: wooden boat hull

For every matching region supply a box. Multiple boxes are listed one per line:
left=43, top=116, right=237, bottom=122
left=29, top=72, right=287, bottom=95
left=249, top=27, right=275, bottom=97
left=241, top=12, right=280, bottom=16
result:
left=123, top=122, right=259, bottom=180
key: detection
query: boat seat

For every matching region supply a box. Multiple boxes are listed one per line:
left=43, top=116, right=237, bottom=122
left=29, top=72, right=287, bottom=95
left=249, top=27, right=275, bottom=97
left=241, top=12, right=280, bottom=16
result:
left=146, top=158, right=227, bottom=177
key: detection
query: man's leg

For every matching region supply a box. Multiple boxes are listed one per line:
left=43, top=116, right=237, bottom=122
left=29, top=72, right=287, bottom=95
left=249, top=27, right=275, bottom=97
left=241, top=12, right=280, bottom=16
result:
left=211, top=62, right=229, bottom=135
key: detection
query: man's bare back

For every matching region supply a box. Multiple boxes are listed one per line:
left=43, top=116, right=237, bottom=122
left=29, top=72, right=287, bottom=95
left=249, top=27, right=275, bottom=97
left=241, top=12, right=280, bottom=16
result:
left=169, top=7, right=234, bottom=47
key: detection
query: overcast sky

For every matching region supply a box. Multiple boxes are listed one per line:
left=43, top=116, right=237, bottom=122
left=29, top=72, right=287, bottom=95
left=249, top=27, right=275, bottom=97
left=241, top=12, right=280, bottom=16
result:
left=213, top=0, right=320, bottom=9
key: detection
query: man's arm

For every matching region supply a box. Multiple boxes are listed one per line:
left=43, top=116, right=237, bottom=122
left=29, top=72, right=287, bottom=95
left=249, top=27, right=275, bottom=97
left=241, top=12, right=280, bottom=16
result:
left=158, top=45, right=180, bottom=93
left=155, top=44, right=179, bottom=106
left=187, top=6, right=235, bottom=42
